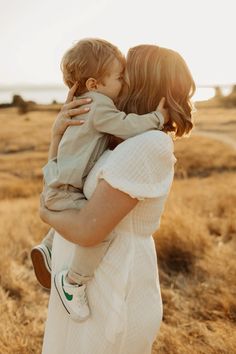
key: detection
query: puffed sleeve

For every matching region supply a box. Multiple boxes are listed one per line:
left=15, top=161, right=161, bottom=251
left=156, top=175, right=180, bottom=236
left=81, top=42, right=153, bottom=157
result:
left=98, top=131, right=176, bottom=200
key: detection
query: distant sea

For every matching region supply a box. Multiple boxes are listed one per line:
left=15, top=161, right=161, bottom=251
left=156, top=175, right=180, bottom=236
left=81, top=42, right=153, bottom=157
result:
left=0, top=85, right=233, bottom=105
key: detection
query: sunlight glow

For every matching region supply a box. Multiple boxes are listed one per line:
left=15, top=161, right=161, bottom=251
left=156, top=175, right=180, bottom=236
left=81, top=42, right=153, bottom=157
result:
left=0, top=0, right=235, bottom=88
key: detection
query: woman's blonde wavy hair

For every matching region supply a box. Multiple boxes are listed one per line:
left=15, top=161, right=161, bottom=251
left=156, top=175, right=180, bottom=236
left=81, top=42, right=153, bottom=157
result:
left=118, top=45, right=196, bottom=137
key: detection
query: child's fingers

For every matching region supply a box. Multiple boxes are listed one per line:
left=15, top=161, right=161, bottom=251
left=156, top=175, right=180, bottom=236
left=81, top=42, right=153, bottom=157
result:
left=157, top=97, right=166, bottom=109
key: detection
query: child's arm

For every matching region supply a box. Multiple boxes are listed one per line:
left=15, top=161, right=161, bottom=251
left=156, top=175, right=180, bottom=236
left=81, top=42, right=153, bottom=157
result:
left=93, top=95, right=168, bottom=139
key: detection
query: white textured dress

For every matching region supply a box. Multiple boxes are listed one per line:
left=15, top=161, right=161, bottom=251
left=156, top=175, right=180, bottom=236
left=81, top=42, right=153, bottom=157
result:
left=42, top=131, right=176, bottom=354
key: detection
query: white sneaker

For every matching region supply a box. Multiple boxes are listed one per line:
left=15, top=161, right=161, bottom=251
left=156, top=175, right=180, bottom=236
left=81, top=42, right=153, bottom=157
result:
left=54, top=270, right=90, bottom=322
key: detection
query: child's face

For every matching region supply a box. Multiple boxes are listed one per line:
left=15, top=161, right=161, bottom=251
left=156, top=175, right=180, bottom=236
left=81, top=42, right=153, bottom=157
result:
left=97, top=58, right=124, bottom=101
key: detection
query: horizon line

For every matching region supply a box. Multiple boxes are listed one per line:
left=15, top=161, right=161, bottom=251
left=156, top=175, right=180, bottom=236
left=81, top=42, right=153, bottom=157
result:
left=0, top=83, right=235, bottom=90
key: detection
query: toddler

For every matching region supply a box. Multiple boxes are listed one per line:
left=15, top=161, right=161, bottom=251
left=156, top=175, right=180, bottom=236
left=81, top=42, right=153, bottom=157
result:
left=31, top=38, right=168, bottom=322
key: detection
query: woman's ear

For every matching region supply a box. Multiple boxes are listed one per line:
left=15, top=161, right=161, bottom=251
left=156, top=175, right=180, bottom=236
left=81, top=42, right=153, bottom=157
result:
left=86, top=78, right=98, bottom=91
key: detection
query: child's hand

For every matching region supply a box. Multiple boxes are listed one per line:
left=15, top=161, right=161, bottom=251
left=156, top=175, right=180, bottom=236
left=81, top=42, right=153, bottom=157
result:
left=156, top=97, right=169, bottom=124
left=51, top=82, right=92, bottom=139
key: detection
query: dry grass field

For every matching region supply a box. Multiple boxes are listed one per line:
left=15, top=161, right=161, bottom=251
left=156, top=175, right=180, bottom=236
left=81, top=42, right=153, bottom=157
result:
left=0, top=105, right=236, bottom=353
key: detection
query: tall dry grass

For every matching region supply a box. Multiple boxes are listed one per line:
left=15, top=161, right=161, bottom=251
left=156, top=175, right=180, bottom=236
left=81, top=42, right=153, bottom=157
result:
left=0, top=107, right=236, bottom=353
left=153, top=172, right=236, bottom=354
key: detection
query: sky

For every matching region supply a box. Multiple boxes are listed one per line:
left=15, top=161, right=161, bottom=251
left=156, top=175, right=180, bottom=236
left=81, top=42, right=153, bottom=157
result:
left=0, top=0, right=236, bottom=87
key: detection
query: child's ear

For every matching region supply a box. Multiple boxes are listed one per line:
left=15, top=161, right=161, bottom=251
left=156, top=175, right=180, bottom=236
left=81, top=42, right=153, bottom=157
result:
left=86, top=78, right=98, bottom=91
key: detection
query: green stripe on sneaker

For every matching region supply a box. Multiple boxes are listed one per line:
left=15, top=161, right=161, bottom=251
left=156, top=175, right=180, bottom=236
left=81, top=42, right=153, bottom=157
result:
left=45, top=245, right=52, bottom=258
left=62, top=274, right=73, bottom=301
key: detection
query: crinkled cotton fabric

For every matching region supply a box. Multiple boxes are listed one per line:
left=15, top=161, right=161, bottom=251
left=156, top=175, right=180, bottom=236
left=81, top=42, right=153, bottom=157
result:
left=42, top=131, right=176, bottom=354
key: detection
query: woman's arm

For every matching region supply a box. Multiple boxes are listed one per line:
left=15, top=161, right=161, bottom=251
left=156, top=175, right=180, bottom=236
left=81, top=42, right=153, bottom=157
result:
left=48, top=82, right=92, bottom=160
left=40, top=179, right=138, bottom=247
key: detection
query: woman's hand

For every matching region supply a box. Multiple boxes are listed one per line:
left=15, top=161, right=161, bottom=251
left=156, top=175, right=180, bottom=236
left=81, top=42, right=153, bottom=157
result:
left=51, top=82, right=92, bottom=139
left=48, top=83, right=92, bottom=160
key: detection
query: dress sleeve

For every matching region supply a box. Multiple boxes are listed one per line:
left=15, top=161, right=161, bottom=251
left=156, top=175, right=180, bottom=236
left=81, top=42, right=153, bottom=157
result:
left=98, top=131, right=177, bottom=200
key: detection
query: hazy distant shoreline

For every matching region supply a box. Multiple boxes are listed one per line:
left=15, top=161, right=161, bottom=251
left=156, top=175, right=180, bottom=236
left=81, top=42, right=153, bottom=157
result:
left=0, top=86, right=68, bottom=105
left=0, top=84, right=64, bottom=90
left=0, top=85, right=234, bottom=104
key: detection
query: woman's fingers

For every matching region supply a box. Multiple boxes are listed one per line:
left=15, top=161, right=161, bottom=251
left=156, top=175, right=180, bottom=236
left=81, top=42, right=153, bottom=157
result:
left=51, top=88, right=91, bottom=138
left=65, top=107, right=90, bottom=118
left=51, top=109, right=87, bottom=137
left=64, top=118, right=85, bottom=126
left=65, top=82, right=79, bottom=104
left=62, top=97, right=92, bottom=111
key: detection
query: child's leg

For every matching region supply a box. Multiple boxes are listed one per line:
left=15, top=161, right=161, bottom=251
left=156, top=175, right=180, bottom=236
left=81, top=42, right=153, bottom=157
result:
left=54, top=232, right=116, bottom=321
left=68, top=232, right=115, bottom=284
left=48, top=189, right=116, bottom=320
left=32, top=185, right=85, bottom=290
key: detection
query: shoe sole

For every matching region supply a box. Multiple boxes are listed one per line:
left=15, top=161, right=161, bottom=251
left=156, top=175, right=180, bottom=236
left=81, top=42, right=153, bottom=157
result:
left=31, top=247, right=51, bottom=290
left=54, top=274, right=90, bottom=322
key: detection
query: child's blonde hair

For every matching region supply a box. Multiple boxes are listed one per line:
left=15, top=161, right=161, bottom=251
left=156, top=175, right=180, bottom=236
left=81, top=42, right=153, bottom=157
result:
left=61, top=38, right=125, bottom=95
left=118, top=45, right=196, bottom=137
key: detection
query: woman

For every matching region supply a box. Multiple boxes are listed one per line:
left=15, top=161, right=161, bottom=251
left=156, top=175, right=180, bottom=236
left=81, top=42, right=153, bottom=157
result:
left=40, top=44, right=195, bottom=354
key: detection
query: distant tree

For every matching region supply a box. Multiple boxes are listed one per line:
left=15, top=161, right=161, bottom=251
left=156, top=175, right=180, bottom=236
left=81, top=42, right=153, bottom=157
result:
left=214, top=86, right=222, bottom=98
left=12, top=94, right=28, bottom=114
left=12, top=94, right=25, bottom=106
left=225, top=84, right=236, bottom=107
left=216, top=84, right=236, bottom=108
left=229, top=85, right=236, bottom=95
